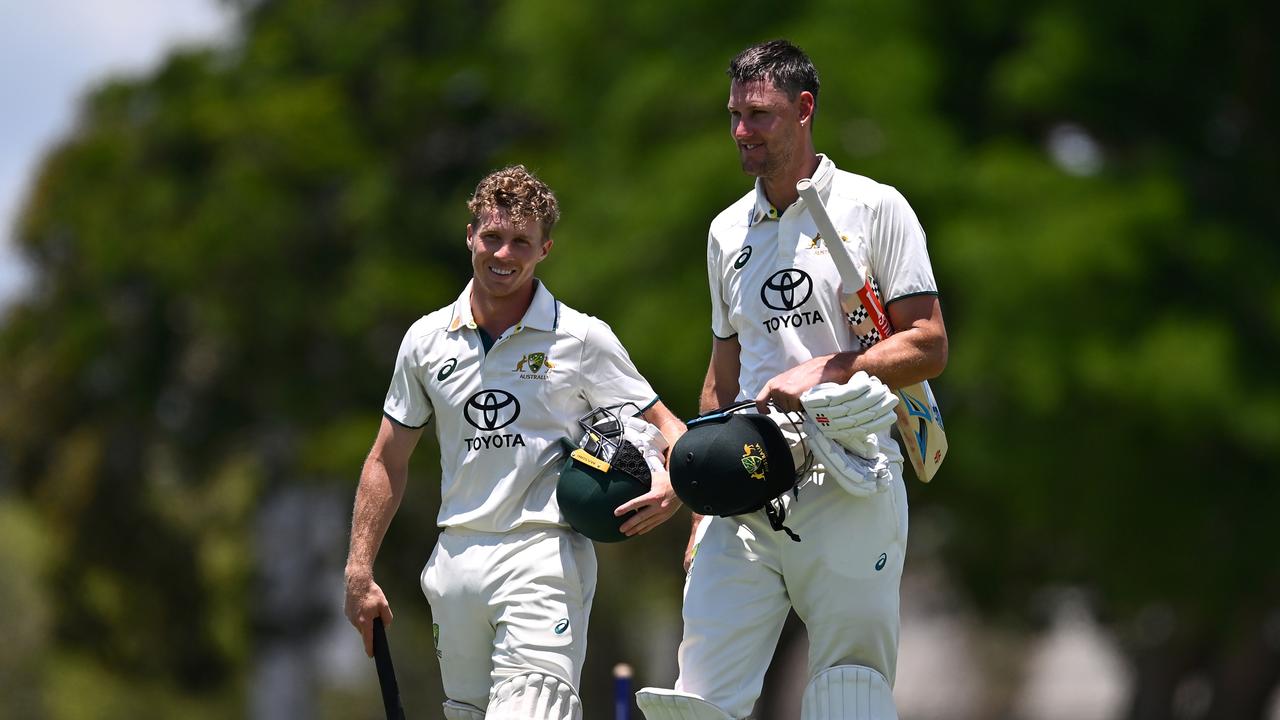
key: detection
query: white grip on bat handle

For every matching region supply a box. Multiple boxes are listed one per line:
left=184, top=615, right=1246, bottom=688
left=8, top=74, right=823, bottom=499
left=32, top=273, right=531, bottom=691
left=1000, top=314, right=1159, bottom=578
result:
left=796, top=178, right=864, bottom=285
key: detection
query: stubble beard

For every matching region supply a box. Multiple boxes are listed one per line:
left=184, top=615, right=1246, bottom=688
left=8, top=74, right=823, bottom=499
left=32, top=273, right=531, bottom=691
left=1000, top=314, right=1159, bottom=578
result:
left=742, top=137, right=794, bottom=181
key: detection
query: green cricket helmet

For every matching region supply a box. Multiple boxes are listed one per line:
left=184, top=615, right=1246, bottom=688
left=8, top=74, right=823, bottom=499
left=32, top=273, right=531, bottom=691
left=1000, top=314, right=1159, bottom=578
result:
left=556, top=407, right=653, bottom=543
left=670, top=401, right=800, bottom=517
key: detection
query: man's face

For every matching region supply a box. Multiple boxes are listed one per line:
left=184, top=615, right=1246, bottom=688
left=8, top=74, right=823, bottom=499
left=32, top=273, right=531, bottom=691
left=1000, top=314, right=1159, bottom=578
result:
left=728, top=79, right=810, bottom=179
left=467, top=208, right=550, bottom=301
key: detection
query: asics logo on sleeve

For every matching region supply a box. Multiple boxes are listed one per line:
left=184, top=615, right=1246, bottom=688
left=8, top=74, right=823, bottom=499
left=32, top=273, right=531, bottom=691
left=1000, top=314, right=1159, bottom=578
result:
left=437, top=358, right=458, bottom=381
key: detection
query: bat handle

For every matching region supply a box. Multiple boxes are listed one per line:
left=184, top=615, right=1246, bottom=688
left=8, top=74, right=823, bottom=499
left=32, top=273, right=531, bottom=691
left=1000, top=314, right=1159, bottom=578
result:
left=796, top=179, right=863, bottom=285
left=372, top=617, right=406, bottom=720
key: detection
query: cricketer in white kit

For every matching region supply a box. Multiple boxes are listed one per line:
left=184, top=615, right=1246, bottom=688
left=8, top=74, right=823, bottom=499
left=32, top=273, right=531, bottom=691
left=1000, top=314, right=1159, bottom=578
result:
left=637, top=41, right=948, bottom=720
left=345, top=165, right=685, bottom=720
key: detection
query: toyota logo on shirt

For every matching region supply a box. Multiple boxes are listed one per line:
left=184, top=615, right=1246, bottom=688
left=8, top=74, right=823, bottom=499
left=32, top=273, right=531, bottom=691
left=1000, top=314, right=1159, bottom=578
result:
left=464, top=390, right=521, bottom=431
left=760, top=269, right=813, bottom=311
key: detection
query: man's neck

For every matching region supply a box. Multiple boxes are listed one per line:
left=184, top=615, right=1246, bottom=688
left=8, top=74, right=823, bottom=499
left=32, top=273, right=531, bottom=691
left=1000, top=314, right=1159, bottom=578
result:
left=471, top=281, right=536, bottom=339
left=761, top=152, right=821, bottom=212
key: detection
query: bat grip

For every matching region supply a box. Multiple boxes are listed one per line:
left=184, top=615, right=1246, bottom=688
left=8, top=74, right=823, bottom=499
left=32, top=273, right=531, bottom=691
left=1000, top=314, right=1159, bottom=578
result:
left=372, top=617, right=406, bottom=720
left=796, top=179, right=864, bottom=285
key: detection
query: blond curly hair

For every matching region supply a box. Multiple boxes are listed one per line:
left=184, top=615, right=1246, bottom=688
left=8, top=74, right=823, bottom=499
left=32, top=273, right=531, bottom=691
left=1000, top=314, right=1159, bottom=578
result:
left=467, top=165, right=561, bottom=239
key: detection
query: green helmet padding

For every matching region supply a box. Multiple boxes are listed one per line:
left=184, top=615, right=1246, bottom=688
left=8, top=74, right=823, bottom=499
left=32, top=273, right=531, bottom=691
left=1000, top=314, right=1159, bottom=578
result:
left=556, top=437, right=651, bottom=543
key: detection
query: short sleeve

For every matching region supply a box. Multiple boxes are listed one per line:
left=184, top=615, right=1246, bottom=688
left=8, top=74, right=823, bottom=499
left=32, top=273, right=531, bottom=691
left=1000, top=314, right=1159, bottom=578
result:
left=708, top=231, right=736, bottom=339
left=382, top=325, right=434, bottom=429
left=581, top=319, right=658, bottom=413
left=868, top=185, right=938, bottom=303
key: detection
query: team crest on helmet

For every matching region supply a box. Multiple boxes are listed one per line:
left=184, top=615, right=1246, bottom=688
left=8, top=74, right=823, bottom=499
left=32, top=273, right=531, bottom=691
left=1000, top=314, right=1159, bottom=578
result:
left=515, top=351, right=555, bottom=379
left=741, top=443, right=769, bottom=481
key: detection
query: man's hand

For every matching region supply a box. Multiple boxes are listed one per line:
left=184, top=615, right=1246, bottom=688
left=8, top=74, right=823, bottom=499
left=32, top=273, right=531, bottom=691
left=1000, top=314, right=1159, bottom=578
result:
left=615, top=470, right=682, bottom=537
left=344, top=570, right=393, bottom=658
left=755, top=353, right=854, bottom=413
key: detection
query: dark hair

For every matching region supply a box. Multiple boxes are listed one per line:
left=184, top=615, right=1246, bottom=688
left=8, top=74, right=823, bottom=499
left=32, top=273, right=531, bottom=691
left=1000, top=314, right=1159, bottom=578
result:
left=468, top=165, right=560, bottom=238
left=727, top=39, right=820, bottom=104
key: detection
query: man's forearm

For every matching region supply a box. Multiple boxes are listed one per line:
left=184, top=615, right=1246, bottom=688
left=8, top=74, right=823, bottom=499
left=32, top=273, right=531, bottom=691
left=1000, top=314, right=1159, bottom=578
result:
left=844, top=325, right=947, bottom=390
left=700, top=337, right=742, bottom=413
left=699, top=375, right=738, bottom=413
left=345, top=457, right=407, bottom=581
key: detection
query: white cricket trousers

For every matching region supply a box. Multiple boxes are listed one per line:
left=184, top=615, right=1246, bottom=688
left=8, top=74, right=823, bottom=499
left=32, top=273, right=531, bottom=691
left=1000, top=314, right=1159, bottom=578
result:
left=421, top=525, right=598, bottom=711
left=675, top=468, right=908, bottom=718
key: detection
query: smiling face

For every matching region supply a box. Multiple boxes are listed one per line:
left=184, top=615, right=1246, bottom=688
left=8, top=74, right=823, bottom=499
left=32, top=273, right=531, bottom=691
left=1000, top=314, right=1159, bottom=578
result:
left=728, top=78, right=814, bottom=181
left=467, top=207, right=551, bottom=303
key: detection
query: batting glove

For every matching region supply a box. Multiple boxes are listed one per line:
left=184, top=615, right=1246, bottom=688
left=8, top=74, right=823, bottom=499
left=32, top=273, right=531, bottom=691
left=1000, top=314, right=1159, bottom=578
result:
left=801, top=371, right=898, bottom=458
left=623, top=416, right=669, bottom=474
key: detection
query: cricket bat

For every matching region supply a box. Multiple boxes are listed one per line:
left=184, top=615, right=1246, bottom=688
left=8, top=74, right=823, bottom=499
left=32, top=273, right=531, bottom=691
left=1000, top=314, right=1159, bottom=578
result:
left=796, top=178, right=947, bottom=482
left=372, top=617, right=407, bottom=720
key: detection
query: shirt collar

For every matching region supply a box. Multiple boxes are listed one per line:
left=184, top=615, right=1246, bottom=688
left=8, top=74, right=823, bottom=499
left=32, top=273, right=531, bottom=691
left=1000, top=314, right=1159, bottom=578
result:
left=748, top=153, right=836, bottom=227
left=521, top=280, right=559, bottom=332
left=447, top=279, right=559, bottom=334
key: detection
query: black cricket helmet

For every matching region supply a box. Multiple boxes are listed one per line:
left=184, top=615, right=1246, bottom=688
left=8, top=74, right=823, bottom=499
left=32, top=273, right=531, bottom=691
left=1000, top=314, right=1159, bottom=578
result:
left=556, top=406, right=653, bottom=542
left=670, top=401, right=799, bottom=517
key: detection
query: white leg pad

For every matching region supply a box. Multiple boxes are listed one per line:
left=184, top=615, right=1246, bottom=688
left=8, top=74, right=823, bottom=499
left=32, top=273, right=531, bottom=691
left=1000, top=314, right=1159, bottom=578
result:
left=487, top=672, right=581, bottom=720
left=800, top=665, right=898, bottom=720
left=635, top=687, right=735, bottom=720
left=443, top=699, right=486, bottom=720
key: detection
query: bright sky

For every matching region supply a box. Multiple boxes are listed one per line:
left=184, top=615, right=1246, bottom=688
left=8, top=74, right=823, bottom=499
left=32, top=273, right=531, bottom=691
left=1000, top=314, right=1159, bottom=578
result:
left=0, top=0, right=234, bottom=310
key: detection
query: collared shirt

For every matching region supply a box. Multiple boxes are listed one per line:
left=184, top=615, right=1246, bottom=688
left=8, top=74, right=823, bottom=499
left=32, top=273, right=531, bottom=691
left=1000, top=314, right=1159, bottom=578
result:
left=383, top=280, right=658, bottom=532
left=707, top=155, right=939, bottom=465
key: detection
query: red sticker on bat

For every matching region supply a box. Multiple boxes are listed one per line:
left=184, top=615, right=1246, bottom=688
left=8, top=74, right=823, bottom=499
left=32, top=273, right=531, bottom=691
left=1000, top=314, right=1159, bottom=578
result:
left=855, top=279, right=893, bottom=339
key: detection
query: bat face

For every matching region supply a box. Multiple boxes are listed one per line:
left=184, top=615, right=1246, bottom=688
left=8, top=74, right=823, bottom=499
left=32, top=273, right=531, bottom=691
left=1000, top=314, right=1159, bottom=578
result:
left=840, top=280, right=947, bottom=481
left=797, top=178, right=948, bottom=482
left=894, top=383, right=947, bottom=482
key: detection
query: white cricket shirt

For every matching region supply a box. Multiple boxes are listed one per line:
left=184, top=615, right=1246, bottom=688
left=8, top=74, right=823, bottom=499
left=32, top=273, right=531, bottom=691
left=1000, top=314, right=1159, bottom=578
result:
left=383, top=280, right=658, bottom=532
left=707, top=154, right=938, bottom=464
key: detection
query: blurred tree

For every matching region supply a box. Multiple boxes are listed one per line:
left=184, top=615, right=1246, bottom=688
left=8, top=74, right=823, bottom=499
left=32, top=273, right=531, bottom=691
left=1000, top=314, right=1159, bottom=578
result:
left=1, top=0, right=1277, bottom=718
left=0, top=502, right=54, bottom=717
left=0, top=0, right=523, bottom=715
left=913, top=2, right=1280, bottom=718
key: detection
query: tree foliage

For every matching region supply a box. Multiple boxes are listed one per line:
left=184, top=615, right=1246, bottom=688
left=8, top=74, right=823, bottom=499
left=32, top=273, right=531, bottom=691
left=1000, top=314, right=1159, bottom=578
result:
left=1, top=0, right=1277, bottom=717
